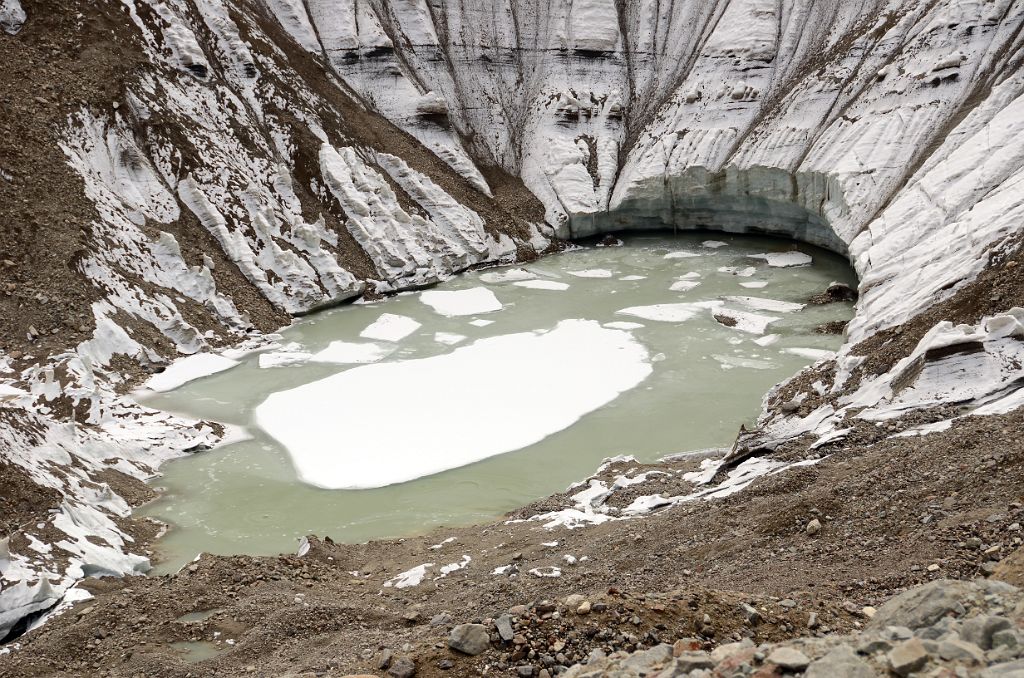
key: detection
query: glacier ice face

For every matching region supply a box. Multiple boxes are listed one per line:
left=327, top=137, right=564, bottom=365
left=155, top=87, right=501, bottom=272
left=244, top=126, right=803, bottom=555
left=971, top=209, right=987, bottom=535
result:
left=2, top=0, right=1024, bottom=640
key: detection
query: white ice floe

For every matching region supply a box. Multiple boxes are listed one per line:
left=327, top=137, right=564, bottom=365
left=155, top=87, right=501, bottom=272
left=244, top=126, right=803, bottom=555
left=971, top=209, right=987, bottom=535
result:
left=359, top=313, right=422, bottom=342
left=718, top=266, right=757, bottom=277
left=713, top=308, right=780, bottom=335
left=723, top=296, right=805, bottom=313
left=258, top=347, right=313, bottom=368
left=144, top=353, right=238, bottom=392
left=619, top=275, right=647, bottom=281
left=753, top=334, right=781, bottom=347
left=256, top=320, right=651, bottom=489
left=383, top=563, right=433, bottom=588
left=703, top=241, right=728, bottom=249
left=420, top=287, right=503, bottom=316
left=739, top=281, right=769, bottom=289
left=568, top=269, right=613, bottom=278
left=479, top=268, right=536, bottom=284
left=749, top=252, right=813, bottom=268
left=513, top=280, right=570, bottom=291
left=312, top=341, right=394, bottom=364
left=664, top=250, right=701, bottom=259
left=469, top=319, right=494, bottom=328
left=670, top=281, right=701, bottom=292
left=434, top=332, right=467, bottom=346
left=617, top=303, right=703, bottom=323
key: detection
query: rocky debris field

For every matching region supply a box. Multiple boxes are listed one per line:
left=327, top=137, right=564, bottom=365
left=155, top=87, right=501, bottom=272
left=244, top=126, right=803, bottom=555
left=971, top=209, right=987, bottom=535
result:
left=573, top=579, right=1024, bottom=678
left=1, top=405, right=1022, bottom=677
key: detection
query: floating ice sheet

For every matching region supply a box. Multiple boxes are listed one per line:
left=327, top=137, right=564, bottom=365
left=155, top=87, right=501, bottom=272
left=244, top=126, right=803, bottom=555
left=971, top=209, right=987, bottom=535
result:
left=749, top=252, right=813, bottom=268
left=568, top=269, right=613, bottom=278
left=513, top=279, right=570, bottom=291
left=420, top=287, right=503, bottom=316
left=360, top=313, right=421, bottom=341
left=256, top=320, right=652, bottom=489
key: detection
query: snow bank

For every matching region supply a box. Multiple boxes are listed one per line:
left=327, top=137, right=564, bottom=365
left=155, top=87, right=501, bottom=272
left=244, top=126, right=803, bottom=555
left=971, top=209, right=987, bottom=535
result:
left=144, top=353, right=238, bottom=392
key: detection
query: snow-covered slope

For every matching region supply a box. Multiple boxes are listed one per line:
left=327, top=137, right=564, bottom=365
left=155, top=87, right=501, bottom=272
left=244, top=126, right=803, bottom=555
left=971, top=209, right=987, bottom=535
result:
left=1, top=0, right=1023, bottom=641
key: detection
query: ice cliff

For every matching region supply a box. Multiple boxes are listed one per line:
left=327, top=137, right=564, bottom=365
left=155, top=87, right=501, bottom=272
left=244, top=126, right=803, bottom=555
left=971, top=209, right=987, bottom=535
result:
left=1, top=0, right=1023, bottom=640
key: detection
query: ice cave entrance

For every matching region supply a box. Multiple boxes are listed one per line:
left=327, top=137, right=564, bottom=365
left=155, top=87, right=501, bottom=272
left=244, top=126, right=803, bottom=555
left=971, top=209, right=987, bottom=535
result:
left=139, top=232, right=856, bottom=572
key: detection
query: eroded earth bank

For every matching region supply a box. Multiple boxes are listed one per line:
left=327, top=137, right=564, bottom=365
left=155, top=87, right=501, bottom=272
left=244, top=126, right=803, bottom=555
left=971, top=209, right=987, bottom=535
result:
left=2, top=0, right=1024, bottom=676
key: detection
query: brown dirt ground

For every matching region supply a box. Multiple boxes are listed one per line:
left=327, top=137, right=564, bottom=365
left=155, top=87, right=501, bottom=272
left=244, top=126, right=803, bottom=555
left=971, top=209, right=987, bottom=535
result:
left=2, top=406, right=1021, bottom=677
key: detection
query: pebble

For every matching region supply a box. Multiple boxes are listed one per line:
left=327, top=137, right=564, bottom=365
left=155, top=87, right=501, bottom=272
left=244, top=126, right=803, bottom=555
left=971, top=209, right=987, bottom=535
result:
left=888, top=638, right=929, bottom=676
left=806, top=518, right=822, bottom=536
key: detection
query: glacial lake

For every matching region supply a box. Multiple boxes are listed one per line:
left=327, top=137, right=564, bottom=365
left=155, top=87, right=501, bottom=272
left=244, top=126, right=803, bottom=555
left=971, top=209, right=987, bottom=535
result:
left=139, top=233, right=856, bottom=573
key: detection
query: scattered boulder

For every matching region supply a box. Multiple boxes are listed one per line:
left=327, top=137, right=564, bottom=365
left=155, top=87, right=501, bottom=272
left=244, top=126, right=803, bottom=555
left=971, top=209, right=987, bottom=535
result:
left=888, top=638, right=929, bottom=676
left=448, top=623, right=490, bottom=656
left=766, top=646, right=810, bottom=671
left=387, top=656, right=416, bottom=678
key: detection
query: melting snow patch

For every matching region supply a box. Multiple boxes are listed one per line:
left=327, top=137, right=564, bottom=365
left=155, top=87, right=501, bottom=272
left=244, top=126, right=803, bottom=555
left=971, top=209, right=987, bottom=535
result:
left=256, top=320, right=651, bottom=489
left=513, top=280, right=570, bottom=291
left=384, top=564, right=433, bottom=588
left=528, top=566, right=562, bottom=578
left=420, top=287, right=503, bottom=316
left=312, top=341, right=394, bottom=364
left=144, top=353, right=238, bottom=392
left=438, top=555, right=471, bottom=577
left=492, top=565, right=513, bottom=575
left=428, top=537, right=456, bottom=550
left=749, top=252, right=813, bottom=268
left=360, top=314, right=421, bottom=342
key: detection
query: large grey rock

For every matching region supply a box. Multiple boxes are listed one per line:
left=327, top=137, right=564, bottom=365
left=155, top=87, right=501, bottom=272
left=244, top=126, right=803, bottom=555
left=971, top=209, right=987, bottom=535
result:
left=805, top=647, right=874, bottom=678
left=674, top=652, right=715, bottom=672
left=387, top=656, right=416, bottom=678
left=870, top=580, right=972, bottom=630
left=981, top=659, right=1024, bottom=677
left=962, top=615, right=1013, bottom=650
left=888, top=638, right=929, bottom=676
left=938, top=638, right=986, bottom=664
left=448, top=623, right=490, bottom=656
left=495, top=614, right=515, bottom=642
left=766, top=647, right=810, bottom=670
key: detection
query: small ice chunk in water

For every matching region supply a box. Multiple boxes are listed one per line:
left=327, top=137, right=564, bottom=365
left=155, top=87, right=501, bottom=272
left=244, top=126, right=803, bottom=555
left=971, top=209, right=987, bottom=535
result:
left=421, top=287, right=503, bottom=316
left=568, top=269, right=613, bottom=278
left=713, top=308, right=780, bottom=334
left=723, top=296, right=805, bottom=313
left=479, top=268, right=536, bottom=284
left=749, top=252, right=813, bottom=268
left=360, top=313, right=421, bottom=342
left=664, top=250, right=701, bottom=259
left=145, top=353, right=238, bottom=392
left=312, top=341, right=394, bottom=364
left=619, top=275, right=646, bottom=281
left=256, top=320, right=651, bottom=489
left=718, top=266, right=757, bottom=277
left=739, top=281, right=768, bottom=289
left=617, top=303, right=705, bottom=322
left=754, top=334, right=780, bottom=347
left=513, top=280, right=570, bottom=291
left=434, top=332, right=467, bottom=346
left=258, top=346, right=313, bottom=368
left=670, top=280, right=700, bottom=292
left=703, top=240, right=728, bottom=248
left=469, top=319, right=494, bottom=327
